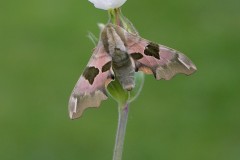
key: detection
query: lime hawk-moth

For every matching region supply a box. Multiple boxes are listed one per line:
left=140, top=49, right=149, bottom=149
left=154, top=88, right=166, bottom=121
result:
left=68, top=23, right=197, bottom=119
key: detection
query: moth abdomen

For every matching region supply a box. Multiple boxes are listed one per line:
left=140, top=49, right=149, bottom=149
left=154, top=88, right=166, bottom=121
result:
left=111, top=49, right=135, bottom=91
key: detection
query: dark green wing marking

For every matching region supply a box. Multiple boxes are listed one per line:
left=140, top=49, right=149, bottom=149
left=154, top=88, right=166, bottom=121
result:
left=101, top=61, right=112, bottom=72
left=83, top=66, right=100, bottom=85
left=131, top=52, right=144, bottom=60
left=144, top=42, right=160, bottom=60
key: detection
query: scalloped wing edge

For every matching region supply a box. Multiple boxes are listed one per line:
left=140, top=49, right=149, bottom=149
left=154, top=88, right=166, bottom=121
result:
left=69, top=90, right=108, bottom=119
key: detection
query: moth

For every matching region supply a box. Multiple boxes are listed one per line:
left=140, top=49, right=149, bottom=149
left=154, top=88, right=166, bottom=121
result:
left=68, top=23, right=197, bottom=119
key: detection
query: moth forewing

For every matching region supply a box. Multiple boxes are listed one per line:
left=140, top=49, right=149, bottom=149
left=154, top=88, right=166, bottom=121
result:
left=69, top=89, right=108, bottom=119
left=177, top=52, right=197, bottom=71
left=68, top=43, right=113, bottom=119
left=153, top=45, right=196, bottom=80
left=114, top=24, right=197, bottom=80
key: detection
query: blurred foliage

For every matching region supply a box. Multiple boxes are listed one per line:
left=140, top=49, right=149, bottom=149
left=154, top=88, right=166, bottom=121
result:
left=0, top=0, right=240, bottom=160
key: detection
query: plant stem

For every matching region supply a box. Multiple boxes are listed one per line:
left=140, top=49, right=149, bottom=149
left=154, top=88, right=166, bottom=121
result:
left=113, top=103, right=129, bottom=160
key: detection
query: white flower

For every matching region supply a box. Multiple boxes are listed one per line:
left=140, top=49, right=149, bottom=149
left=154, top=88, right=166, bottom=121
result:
left=89, top=0, right=127, bottom=10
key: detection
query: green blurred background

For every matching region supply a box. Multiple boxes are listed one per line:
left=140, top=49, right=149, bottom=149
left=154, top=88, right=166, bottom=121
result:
left=1, top=0, right=240, bottom=159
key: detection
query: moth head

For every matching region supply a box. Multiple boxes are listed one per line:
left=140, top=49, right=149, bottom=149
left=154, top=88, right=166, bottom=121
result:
left=101, top=24, right=127, bottom=54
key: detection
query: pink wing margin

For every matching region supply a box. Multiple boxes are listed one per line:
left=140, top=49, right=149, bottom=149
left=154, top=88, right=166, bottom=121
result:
left=122, top=28, right=197, bottom=80
left=68, top=42, right=113, bottom=119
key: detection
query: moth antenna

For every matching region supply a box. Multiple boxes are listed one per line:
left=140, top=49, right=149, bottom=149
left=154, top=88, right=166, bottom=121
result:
left=87, top=31, right=98, bottom=46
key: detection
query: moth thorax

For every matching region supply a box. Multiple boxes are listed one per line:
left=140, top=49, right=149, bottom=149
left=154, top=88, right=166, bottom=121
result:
left=112, top=49, right=129, bottom=67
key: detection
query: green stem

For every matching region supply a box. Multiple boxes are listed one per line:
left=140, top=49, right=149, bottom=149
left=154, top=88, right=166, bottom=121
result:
left=113, top=102, right=129, bottom=160
left=107, top=8, right=144, bottom=160
left=108, top=8, right=138, bottom=35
